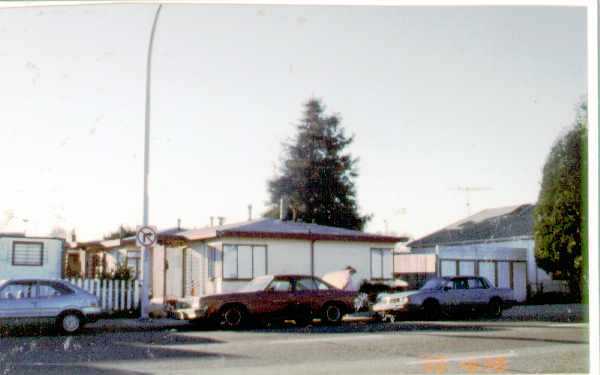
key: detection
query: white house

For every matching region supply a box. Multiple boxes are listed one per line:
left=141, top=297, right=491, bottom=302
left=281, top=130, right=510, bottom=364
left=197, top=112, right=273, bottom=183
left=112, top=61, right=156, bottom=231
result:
left=176, top=219, right=405, bottom=296
left=0, top=233, right=65, bottom=279
left=403, top=204, right=562, bottom=302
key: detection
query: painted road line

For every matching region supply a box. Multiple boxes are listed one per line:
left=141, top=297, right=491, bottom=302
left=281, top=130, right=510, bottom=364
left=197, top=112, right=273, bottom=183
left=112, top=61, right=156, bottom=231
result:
left=407, top=350, right=517, bottom=365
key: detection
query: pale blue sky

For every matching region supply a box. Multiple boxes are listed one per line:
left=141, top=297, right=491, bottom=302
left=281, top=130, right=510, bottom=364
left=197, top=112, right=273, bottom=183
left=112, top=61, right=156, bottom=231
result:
left=0, top=4, right=587, bottom=241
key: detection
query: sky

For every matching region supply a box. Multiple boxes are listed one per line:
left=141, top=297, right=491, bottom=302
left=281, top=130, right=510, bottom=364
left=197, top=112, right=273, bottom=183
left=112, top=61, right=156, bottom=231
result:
left=0, top=3, right=587, bottom=241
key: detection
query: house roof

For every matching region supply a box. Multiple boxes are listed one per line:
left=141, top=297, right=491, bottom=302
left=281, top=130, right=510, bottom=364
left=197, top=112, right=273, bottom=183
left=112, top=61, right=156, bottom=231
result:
left=407, top=204, right=535, bottom=248
left=178, top=218, right=406, bottom=243
left=72, top=227, right=189, bottom=250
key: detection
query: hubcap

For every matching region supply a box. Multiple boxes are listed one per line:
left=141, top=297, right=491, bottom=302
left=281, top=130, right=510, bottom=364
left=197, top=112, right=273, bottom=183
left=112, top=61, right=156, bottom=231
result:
left=326, top=306, right=341, bottom=322
left=224, top=308, right=242, bottom=326
left=63, top=315, right=80, bottom=332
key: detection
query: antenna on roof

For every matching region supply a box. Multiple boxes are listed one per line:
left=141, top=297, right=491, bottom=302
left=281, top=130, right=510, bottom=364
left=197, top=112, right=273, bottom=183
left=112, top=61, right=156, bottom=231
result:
left=451, top=186, right=492, bottom=216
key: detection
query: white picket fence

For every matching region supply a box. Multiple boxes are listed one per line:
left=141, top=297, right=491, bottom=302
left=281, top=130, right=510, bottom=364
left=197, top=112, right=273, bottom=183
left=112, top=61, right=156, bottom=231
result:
left=64, top=278, right=140, bottom=312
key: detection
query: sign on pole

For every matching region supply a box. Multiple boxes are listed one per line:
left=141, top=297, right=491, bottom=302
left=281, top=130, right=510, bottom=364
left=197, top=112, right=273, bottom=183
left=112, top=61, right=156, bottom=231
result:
left=136, top=225, right=158, bottom=248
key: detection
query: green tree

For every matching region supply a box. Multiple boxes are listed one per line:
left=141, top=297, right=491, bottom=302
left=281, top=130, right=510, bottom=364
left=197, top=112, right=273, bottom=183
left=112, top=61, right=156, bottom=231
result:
left=266, top=98, right=370, bottom=230
left=534, top=100, right=587, bottom=301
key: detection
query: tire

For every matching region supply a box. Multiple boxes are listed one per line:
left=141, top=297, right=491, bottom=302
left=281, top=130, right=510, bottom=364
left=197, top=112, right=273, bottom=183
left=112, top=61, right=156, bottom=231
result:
left=321, top=303, right=344, bottom=325
left=57, top=312, right=83, bottom=334
left=219, top=305, right=247, bottom=330
left=487, top=298, right=503, bottom=319
left=423, top=299, right=441, bottom=321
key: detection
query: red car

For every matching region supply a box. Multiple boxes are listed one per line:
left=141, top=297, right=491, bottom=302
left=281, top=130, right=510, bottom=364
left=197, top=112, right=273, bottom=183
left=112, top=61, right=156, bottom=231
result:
left=174, top=274, right=357, bottom=329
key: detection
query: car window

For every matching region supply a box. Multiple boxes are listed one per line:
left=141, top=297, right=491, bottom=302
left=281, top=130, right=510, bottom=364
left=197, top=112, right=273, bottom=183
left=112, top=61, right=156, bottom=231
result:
left=315, top=279, right=330, bottom=290
left=267, top=279, right=292, bottom=292
left=295, top=278, right=317, bottom=291
left=453, top=279, right=469, bottom=290
left=0, top=282, right=35, bottom=299
left=36, top=282, right=70, bottom=298
left=468, top=278, right=486, bottom=289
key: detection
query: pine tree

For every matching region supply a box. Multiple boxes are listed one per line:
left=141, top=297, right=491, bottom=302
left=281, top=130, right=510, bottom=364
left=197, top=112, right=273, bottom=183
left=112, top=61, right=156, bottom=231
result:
left=534, top=100, right=587, bottom=301
left=266, top=98, right=370, bottom=230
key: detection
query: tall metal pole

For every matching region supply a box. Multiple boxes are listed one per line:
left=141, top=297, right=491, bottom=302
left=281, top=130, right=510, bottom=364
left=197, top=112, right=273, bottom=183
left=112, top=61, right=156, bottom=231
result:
left=141, top=3, right=163, bottom=320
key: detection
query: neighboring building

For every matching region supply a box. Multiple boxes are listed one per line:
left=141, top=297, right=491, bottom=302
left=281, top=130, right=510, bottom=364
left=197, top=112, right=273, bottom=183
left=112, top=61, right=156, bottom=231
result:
left=177, top=219, right=406, bottom=296
left=404, top=204, right=561, bottom=302
left=0, top=233, right=65, bottom=279
left=69, top=227, right=188, bottom=301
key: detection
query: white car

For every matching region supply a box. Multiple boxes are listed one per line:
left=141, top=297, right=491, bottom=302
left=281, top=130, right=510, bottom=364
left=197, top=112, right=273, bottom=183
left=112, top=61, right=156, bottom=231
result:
left=373, top=276, right=516, bottom=320
left=0, top=278, right=102, bottom=334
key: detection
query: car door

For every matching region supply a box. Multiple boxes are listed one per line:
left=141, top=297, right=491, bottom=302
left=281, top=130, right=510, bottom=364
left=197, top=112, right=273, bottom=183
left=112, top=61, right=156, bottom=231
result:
left=466, top=277, right=490, bottom=310
left=32, top=281, right=73, bottom=318
left=0, top=281, right=38, bottom=319
left=441, top=278, right=469, bottom=314
left=290, top=277, right=319, bottom=318
left=260, top=278, right=294, bottom=319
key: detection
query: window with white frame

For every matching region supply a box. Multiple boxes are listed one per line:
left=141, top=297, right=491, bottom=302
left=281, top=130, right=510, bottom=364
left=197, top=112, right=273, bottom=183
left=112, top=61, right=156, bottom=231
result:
left=222, top=244, right=267, bottom=280
left=370, top=248, right=391, bottom=280
left=12, top=242, right=43, bottom=266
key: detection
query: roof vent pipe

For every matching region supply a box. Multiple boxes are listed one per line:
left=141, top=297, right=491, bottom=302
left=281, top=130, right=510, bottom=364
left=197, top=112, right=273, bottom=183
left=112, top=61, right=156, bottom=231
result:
left=279, top=197, right=287, bottom=221
left=248, top=204, right=252, bottom=221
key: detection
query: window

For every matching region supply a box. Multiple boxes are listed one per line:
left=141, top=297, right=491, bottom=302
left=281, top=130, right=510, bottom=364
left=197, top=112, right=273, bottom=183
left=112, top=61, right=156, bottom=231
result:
left=453, top=278, right=469, bottom=289
left=36, top=282, right=72, bottom=298
left=267, top=279, right=292, bottom=292
left=295, top=277, right=317, bottom=291
left=127, top=251, right=141, bottom=278
left=315, top=279, right=330, bottom=290
left=12, top=242, right=43, bottom=266
left=0, top=282, right=35, bottom=299
left=468, top=278, right=487, bottom=289
left=222, top=244, right=267, bottom=280
left=371, top=248, right=384, bottom=279
left=207, top=246, right=217, bottom=279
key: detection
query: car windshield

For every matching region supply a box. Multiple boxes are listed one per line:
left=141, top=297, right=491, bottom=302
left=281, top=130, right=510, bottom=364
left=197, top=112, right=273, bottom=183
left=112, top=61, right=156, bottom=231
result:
left=420, top=278, right=447, bottom=290
left=238, top=276, right=274, bottom=293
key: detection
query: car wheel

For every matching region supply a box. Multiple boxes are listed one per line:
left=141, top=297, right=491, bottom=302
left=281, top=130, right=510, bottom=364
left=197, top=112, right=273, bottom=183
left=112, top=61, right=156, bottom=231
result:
left=423, top=299, right=441, bottom=321
left=57, top=312, right=83, bottom=334
left=321, top=303, right=343, bottom=325
left=219, top=305, right=247, bottom=330
left=487, top=298, right=503, bottom=319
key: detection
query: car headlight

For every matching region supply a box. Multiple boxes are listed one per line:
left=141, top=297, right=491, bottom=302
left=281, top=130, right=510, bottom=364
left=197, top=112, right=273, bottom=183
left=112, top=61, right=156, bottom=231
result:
left=390, top=296, right=410, bottom=305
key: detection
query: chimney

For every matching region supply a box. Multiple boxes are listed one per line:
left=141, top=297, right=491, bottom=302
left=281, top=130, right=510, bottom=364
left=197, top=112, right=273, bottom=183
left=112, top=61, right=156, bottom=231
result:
left=279, top=196, right=287, bottom=221
left=247, top=204, right=252, bottom=221
left=70, top=229, right=77, bottom=243
left=218, top=216, right=225, bottom=226
left=177, top=218, right=181, bottom=230
left=210, top=216, right=214, bottom=227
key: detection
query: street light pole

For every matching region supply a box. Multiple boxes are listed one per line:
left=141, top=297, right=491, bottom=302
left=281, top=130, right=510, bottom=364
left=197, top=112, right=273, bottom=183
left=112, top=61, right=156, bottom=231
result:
left=140, top=3, right=163, bottom=320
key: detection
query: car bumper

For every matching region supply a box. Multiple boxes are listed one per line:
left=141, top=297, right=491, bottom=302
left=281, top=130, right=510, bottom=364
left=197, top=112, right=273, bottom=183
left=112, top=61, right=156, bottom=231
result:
left=171, top=307, right=209, bottom=321
left=372, top=302, right=419, bottom=314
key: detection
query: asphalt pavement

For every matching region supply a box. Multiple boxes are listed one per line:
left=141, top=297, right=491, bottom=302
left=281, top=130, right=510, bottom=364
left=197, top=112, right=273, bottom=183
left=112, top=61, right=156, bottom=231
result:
left=0, top=319, right=589, bottom=375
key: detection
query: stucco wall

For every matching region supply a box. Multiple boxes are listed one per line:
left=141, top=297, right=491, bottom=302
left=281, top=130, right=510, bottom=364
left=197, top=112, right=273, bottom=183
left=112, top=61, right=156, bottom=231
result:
left=188, top=237, right=397, bottom=295
left=0, top=237, right=64, bottom=279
